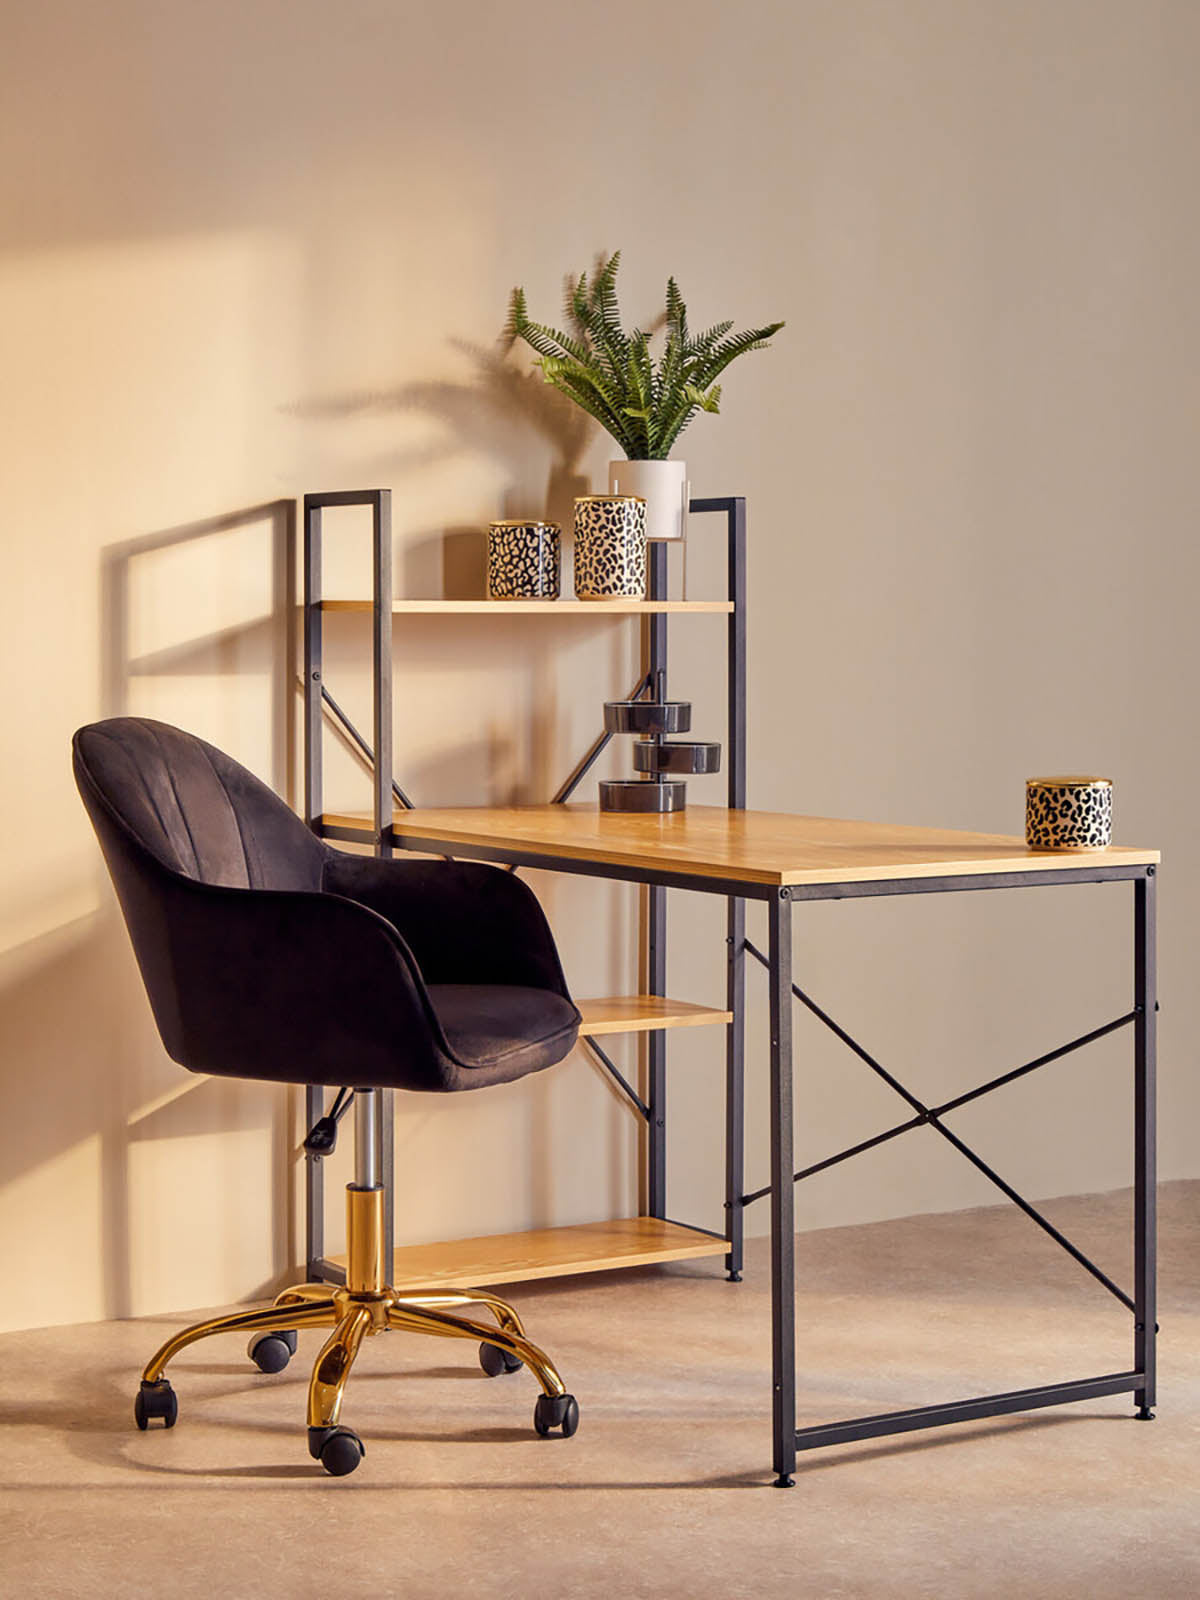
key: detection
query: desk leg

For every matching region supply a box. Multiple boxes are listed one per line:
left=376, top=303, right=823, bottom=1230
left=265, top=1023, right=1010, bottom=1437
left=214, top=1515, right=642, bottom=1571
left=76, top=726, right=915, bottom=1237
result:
left=648, top=882, right=667, bottom=1218
left=769, top=889, right=796, bottom=1486
left=725, top=894, right=746, bottom=1280
left=1134, top=870, right=1157, bottom=1419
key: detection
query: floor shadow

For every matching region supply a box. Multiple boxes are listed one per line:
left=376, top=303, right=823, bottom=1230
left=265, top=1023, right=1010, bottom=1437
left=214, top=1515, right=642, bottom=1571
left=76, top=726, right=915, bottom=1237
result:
left=47, top=1407, right=1123, bottom=1492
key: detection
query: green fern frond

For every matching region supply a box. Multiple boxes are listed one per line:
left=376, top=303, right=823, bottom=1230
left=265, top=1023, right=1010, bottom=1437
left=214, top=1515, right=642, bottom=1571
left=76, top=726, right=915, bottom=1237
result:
left=685, top=320, right=734, bottom=359
left=692, top=322, right=785, bottom=386
left=503, top=287, right=529, bottom=346
left=592, top=252, right=624, bottom=340
left=539, top=355, right=628, bottom=432
left=538, top=362, right=629, bottom=445
left=665, top=277, right=688, bottom=348
left=682, top=382, right=722, bottom=414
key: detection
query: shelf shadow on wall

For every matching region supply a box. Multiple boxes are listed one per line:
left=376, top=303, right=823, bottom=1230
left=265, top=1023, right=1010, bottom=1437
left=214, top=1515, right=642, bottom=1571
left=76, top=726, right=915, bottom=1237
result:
left=56, top=499, right=302, bottom=1317
left=101, top=498, right=296, bottom=797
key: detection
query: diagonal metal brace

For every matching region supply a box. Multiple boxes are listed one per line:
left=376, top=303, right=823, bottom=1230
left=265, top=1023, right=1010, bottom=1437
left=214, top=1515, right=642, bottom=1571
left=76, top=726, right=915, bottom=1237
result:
left=499, top=672, right=655, bottom=875
left=581, top=1034, right=650, bottom=1121
left=551, top=671, right=653, bottom=805
left=741, top=938, right=1138, bottom=1313
left=309, top=678, right=415, bottom=809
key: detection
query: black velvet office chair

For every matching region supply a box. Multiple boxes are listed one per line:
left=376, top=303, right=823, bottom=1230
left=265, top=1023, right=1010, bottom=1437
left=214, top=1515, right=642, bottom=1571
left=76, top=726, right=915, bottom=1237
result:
left=73, top=716, right=582, bottom=1476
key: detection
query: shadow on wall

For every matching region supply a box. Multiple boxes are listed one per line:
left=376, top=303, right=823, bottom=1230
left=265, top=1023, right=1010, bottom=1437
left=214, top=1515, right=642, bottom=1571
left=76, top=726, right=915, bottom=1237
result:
left=296, top=337, right=596, bottom=566
left=0, top=914, right=287, bottom=1320
left=0, top=500, right=304, bottom=1319
left=100, top=499, right=297, bottom=796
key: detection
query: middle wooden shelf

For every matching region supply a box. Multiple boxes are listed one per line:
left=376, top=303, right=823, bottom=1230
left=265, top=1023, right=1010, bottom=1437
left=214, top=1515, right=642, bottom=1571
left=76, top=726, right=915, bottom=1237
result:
left=576, top=994, right=732, bottom=1035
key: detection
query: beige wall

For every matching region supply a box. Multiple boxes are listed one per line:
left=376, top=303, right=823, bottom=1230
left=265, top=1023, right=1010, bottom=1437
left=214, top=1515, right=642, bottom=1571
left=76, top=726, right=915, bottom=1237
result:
left=2, top=0, right=1197, bottom=1333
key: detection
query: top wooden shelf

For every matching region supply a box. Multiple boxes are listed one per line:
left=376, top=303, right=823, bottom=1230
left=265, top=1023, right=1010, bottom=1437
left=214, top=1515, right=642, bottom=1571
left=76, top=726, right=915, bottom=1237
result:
left=319, top=599, right=734, bottom=615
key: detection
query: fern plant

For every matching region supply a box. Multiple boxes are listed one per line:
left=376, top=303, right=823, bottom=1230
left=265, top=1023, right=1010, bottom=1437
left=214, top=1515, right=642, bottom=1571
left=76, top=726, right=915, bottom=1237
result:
left=505, top=253, right=783, bottom=460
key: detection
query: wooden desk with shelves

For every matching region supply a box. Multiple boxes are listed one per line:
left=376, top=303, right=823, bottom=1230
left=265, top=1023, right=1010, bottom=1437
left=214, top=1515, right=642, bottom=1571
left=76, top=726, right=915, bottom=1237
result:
left=301, top=490, right=1159, bottom=1483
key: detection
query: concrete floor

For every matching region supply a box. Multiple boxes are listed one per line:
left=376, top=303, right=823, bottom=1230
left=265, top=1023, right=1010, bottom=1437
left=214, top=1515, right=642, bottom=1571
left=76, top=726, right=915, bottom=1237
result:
left=1, top=1183, right=1197, bottom=1599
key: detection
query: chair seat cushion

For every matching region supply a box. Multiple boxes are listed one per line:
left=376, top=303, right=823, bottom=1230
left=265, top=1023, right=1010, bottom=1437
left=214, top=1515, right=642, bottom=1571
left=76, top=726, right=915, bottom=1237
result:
left=424, top=984, right=581, bottom=1087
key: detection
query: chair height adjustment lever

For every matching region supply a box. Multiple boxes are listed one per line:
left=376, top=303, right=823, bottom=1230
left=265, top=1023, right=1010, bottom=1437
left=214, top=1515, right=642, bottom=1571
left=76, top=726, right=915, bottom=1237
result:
left=303, top=1087, right=354, bottom=1157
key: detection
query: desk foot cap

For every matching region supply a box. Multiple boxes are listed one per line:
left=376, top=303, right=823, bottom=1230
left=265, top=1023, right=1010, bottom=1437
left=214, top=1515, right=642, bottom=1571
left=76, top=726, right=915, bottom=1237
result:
left=1136, top=1406, right=1155, bottom=1421
left=727, top=1271, right=743, bottom=1284
left=774, top=1473, right=795, bottom=1489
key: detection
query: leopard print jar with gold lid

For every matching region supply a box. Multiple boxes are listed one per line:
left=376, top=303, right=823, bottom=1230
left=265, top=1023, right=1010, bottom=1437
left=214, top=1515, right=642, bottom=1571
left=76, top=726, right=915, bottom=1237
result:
left=487, top=521, right=560, bottom=599
left=1025, top=776, right=1113, bottom=851
left=573, top=495, right=646, bottom=599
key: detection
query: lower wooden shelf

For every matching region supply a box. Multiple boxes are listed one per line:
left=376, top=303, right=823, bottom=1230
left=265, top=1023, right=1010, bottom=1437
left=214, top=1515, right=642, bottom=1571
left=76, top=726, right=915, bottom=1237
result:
left=328, top=1217, right=728, bottom=1291
left=576, top=994, right=732, bottom=1035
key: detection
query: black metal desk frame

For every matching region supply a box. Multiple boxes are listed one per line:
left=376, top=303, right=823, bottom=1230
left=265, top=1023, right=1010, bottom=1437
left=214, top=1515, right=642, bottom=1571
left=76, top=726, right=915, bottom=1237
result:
left=301, top=489, right=1156, bottom=1486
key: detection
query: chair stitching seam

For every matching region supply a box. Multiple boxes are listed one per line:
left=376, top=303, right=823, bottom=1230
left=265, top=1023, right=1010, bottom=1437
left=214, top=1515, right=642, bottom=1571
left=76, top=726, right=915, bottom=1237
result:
left=197, top=740, right=256, bottom=886
left=145, top=722, right=203, bottom=877
left=93, top=727, right=189, bottom=870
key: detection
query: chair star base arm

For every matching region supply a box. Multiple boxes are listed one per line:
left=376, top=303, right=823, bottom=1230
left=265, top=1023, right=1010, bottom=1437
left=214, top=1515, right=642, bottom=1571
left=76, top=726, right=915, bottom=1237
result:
left=141, top=1299, right=340, bottom=1385
left=274, top=1282, right=342, bottom=1308
left=385, top=1300, right=566, bottom=1398
left=392, top=1287, right=527, bottom=1339
left=308, top=1305, right=375, bottom=1430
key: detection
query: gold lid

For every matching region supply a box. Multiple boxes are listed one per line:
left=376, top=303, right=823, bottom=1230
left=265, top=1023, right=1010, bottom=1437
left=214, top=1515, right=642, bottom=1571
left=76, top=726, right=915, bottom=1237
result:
left=574, top=493, right=646, bottom=504
left=1026, top=775, right=1112, bottom=788
left=488, top=519, right=560, bottom=530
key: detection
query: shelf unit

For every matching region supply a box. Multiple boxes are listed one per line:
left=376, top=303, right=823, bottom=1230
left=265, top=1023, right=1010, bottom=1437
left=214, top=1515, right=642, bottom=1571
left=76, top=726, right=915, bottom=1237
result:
left=302, top=489, right=747, bottom=1290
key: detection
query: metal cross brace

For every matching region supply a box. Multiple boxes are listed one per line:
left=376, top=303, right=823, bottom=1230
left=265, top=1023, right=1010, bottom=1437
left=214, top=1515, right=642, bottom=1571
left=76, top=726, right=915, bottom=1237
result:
left=740, top=937, right=1140, bottom=1313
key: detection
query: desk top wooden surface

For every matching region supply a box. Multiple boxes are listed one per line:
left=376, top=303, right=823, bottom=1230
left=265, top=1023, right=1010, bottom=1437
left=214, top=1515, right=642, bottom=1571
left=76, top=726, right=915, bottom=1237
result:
left=324, top=804, right=1159, bottom=889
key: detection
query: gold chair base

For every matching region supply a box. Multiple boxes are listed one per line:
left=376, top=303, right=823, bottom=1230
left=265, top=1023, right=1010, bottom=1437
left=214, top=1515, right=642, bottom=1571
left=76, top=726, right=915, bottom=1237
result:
left=136, top=1183, right=576, bottom=1467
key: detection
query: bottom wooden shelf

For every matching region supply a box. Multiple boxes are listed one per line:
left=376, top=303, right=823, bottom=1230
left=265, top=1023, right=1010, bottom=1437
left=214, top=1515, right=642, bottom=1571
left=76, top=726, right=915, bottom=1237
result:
left=328, top=1217, right=728, bottom=1291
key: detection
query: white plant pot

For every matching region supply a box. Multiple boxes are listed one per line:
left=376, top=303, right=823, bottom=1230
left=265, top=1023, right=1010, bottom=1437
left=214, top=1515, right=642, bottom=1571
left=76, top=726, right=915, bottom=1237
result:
left=607, top=459, right=689, bottom=543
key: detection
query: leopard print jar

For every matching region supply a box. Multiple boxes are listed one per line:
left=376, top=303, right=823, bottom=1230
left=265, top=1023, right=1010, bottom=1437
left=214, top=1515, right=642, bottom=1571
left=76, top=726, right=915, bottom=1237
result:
left=487, top=521, right=560, bottom=600
left=1025, top=776, right=1113, bottom=851
left=573, top=495, right=647, bottom=599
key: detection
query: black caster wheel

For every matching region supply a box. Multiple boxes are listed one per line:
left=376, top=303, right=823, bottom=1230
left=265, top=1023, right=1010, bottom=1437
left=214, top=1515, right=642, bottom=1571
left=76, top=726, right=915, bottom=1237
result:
left=479, top=1341, right=523, bottom=1377
left=248, top=1329, right=298, bottom=1374
left=533, top=1392, right=579, bottom=1438
left=134, top=1378, right=178, bottom=1430
left=308, top=1425, right=366, bottom=1477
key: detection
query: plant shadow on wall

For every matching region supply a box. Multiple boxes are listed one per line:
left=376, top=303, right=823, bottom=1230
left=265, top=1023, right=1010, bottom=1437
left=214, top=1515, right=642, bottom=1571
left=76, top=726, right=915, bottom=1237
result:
left=297, top=337, right=596, bottom=597
left=0, top=502, right=303, bottom=1324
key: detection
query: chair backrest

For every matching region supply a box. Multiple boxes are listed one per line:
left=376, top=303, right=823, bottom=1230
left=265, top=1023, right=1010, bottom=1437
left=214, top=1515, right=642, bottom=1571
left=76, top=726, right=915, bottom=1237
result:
left=73, top=717, right=326, bottom=892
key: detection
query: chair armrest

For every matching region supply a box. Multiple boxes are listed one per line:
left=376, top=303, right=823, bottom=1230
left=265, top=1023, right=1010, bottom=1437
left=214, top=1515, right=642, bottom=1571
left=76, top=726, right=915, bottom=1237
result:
left=321, top=853, right=573, bottom=997
left=152, top=870, right=444, bottom=1088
